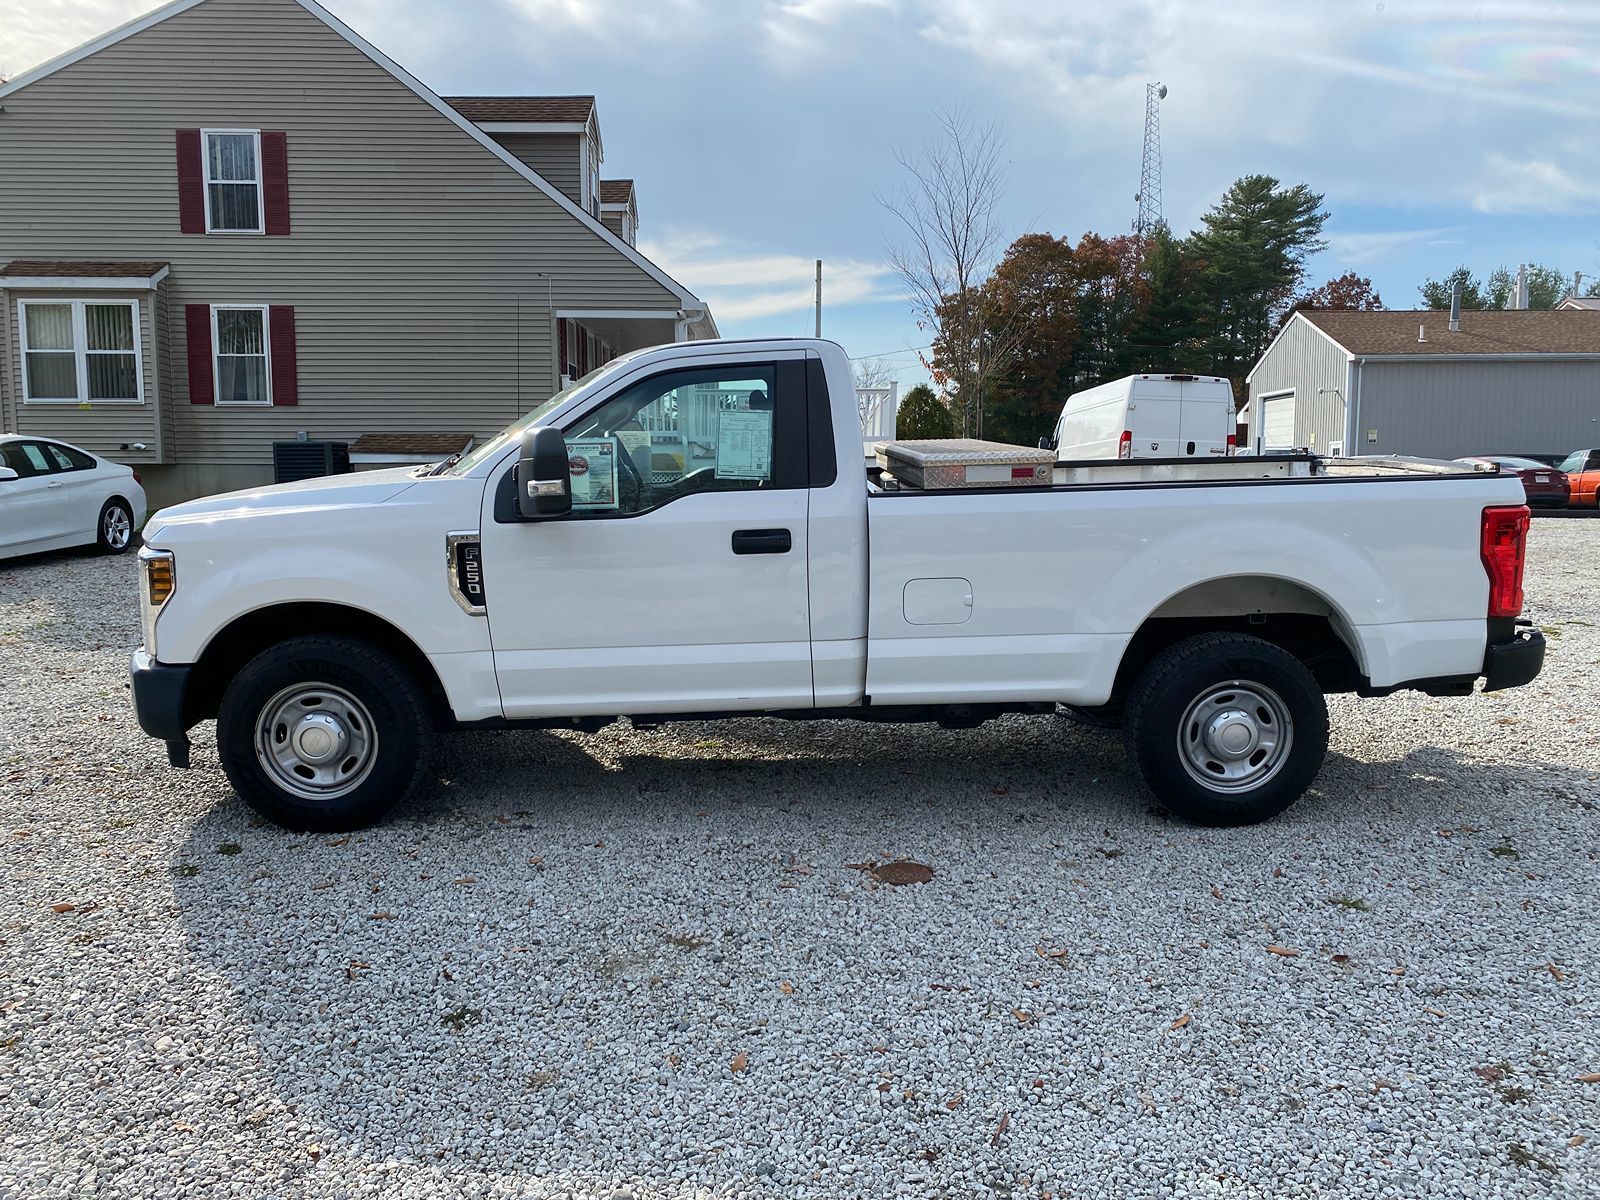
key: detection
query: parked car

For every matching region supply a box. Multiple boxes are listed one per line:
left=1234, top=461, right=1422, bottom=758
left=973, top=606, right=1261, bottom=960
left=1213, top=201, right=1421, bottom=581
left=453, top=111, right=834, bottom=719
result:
left=1454, top=456, right=1571, bottom=508
left=1041, top=374, right=1236, bottom=460
left=0, top=436, right=146, bottom=560
left=1558, top=448, right=1600, bottom=508
left=129, top=339, right=1543, bottom=833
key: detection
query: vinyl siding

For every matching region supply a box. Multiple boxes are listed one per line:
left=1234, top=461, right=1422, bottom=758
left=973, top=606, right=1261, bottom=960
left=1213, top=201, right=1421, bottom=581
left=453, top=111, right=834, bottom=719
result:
left=4, top=289, right=166, bottom=462
left=0, top=0, right=684, bottom=471
left=488, top=133, right=583, bottom=203
left=1247, top=316, right=1350, bottom=451
left=1356, top=359, right=1600, bottom=460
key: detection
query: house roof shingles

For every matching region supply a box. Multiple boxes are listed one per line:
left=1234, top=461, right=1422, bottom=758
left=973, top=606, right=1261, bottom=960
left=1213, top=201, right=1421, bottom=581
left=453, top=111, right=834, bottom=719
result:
left=443, top=96, right=595, bottom=123
left=349, top=432, right=474, bottom=456
left=1302, top=308, right=1600, bottom=356
left=2, top=259, right=168, bottom=278
left=599, top=179, right=634, bottom=205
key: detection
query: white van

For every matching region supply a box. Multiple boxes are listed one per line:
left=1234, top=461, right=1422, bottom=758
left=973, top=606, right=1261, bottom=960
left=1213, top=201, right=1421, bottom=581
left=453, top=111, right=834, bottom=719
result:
left=1046, top=374, right=1237, bottom=460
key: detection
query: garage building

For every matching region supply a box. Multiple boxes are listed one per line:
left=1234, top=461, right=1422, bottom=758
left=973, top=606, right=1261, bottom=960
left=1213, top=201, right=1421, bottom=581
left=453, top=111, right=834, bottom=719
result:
left=1244, top=309, right=1600, bottom=460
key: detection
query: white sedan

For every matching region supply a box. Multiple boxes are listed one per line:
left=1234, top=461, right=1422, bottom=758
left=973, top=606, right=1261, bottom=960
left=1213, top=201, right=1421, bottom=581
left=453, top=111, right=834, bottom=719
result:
left=0, top=435, right=147, bottom=560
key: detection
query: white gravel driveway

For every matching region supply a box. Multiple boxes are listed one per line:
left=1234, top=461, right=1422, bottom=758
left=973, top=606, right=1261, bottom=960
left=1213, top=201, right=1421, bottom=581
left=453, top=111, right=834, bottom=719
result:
left=2, top=520, right=1597, bottom=1199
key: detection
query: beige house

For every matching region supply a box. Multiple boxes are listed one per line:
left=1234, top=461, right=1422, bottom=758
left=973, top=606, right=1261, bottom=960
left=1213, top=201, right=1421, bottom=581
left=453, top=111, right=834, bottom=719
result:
left=0, top=0, right=715, bottom=506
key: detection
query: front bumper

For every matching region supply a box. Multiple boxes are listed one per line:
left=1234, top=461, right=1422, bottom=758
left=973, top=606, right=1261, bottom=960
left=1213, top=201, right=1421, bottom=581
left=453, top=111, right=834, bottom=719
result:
left=130, top=648, right=195, bottom=767
left=1482, top=627, right=1545, bottom=693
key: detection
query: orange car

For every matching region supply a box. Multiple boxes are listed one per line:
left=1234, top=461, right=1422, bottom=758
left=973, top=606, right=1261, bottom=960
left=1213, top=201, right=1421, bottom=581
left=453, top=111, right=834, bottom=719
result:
left=1559, top=448, right=1600, bottom=507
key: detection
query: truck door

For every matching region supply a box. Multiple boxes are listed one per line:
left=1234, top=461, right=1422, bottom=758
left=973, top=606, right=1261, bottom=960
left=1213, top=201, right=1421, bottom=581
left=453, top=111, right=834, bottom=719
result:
left=478, top=353, right=815, bottom=718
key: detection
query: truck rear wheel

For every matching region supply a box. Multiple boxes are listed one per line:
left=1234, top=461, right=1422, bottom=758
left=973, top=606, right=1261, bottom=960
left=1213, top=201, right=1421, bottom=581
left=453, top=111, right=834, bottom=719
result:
left=216, top=635, right=433, bottom=831
left=1124, top=632, right=1328, bottom=826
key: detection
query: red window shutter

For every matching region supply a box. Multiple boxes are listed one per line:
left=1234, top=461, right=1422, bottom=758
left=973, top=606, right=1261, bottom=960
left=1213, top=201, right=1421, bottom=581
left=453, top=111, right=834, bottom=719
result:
left=557, top=317, right=568, bottom=376
left=185, top=305, right=214, bottom=404
left=261, top=131, right=291, bottom=236
left=268, top=306, right=299, bottom=406
left=176, top=129, right=205, bottom=234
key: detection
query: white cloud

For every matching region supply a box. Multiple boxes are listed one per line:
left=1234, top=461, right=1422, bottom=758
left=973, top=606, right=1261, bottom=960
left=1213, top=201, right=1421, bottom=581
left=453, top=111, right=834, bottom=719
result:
left=1466, top=153, right=1594, bottom=215
left=1324, top=227, right=1461, bottom=265
left=641, top=232, right=895, bottom=323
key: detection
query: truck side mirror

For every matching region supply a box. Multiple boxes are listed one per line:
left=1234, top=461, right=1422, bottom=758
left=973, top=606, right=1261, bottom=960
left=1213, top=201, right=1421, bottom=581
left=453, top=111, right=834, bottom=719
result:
left=514, top=426, right=573, bottom=519
left=1037, top=436, right=1057, bottom=452
left=0, top=467, right=17, bottom=482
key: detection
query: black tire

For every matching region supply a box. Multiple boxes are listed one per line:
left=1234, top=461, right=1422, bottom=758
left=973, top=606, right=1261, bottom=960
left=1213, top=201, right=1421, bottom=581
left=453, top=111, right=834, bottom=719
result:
left=95, top=498, right=135, bottom=555
left=1124, top=632, right=1328, bottom=826
left=216, top=635, right=433, bottom=831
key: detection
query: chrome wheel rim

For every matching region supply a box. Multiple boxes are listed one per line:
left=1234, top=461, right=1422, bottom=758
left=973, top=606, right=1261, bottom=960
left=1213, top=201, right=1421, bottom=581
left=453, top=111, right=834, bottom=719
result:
left=254, top=683, right=378, bottom=801
left=1176, top=680, right=1293, bottom=793
left=103, top=506, right=131, bottom=549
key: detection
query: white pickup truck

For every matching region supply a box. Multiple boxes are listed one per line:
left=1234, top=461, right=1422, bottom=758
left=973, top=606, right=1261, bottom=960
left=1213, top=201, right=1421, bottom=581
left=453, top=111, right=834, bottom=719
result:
left=130, top=339, right=1544, bottom=831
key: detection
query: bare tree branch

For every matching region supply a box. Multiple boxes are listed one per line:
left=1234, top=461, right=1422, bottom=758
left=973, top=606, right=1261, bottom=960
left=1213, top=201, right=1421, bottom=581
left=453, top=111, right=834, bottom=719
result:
left=876, top=105, right=1020, bottom=437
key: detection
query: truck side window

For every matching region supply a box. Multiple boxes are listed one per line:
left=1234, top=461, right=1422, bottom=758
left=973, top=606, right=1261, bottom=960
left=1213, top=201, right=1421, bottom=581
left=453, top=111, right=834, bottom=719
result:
left=559, top=363, right=803, bottom=516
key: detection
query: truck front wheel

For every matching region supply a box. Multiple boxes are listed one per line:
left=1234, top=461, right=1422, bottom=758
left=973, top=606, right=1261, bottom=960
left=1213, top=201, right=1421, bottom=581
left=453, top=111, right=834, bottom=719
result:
left=1124, top=633, right=1328, bottom=826
left=216, top=635, right=433, bottom=831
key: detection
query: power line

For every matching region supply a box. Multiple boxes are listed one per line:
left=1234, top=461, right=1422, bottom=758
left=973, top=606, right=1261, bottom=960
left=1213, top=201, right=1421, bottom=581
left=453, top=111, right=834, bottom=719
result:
left=848, top=344, right=932, bottom=362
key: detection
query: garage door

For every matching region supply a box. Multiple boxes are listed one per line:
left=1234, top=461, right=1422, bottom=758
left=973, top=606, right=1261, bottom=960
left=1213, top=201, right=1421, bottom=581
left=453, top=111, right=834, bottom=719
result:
left=1262, top=393, right=1295, bottom=450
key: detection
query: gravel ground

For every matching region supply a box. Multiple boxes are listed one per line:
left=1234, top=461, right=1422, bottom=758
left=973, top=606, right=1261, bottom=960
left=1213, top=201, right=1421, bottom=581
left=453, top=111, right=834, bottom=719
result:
left=2, top=521, right=1597, bottom=1199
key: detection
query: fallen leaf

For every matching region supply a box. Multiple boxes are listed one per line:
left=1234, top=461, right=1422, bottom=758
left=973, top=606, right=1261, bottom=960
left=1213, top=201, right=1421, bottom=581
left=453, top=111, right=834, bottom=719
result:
left=1011, top=1008, right=1034, bottom=1024
left=326, top=837, right=349, bottom=847
left=778, top=981, right=794, bottom=995
left=945, top=1093, right=964, bottom=1110
left=1265, top=945, right=1300, bottom=958
left=1390, top=965, right=1407, bottom=977
left=1373, top=1078, right=1395, bottom=1092
left=1272, top=867, right=1284, bottom=878
left=306, top=1144, right=322, bottom=1161
left=1169, top=1014, right=1192, bottom=1031
left=667, top=1053, right=681, bottom=1068
left=12, top=830, right=30, bottom=838
left=1548, top=963, right=1566, bottom=981
left=172, top=1121, right=195, bottom=1133
left=527, top=856, right=544, bottom=867
left=991, top=1111, right=1011, bottom=1146
left=451, top=877, right=476, bottom=885
left=48, top=902, right=75, bottom=914
left=1211, top=886, right=1224, bottom=900
left=1571, top=1135, right=1588, bottom=1147
left=494, top=814, right=511, bottom=824
left=1473, top=1065, right=1506, bottom=1083
left=1331, top=954, right=1351, bottom=965
left=877, top=1082, right=890, bottom=1092
left=369, top=912, right=395, bottom=921
left=872, top=861, right=934, bottom=886
left=1423, top=1007, right=1446, bottom=1018
left=310, top=881, right=334, bottom=891
left=730, top=1052, right=748, bottom=1073
left=1577, top=1073, right=1600, bottom=1084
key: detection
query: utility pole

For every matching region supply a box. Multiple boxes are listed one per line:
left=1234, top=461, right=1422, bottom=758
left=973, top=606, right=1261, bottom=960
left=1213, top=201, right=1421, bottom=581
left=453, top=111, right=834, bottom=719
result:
left=1133, top=82, right=1167, bottom=236
left=814, top=259, right=822, bottom=337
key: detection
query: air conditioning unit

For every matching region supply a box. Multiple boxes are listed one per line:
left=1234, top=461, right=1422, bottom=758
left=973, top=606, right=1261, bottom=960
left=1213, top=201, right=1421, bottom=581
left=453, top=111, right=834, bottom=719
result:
left=272, top=440, right=351, bottom=484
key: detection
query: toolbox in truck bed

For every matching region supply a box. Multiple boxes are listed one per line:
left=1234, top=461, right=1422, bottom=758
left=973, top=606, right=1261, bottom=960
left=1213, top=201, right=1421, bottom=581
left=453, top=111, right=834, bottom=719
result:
left=875, top=439, right=1055, bottom=489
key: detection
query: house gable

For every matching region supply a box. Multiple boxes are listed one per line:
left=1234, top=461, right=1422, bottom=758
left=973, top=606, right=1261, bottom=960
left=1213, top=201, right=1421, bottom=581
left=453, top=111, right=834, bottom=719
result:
left=0, top=0, right=703, bottom=313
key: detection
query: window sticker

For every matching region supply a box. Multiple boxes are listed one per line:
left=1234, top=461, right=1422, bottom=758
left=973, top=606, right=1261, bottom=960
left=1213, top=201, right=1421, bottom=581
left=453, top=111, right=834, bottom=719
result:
left=715, top=409, right=773, bottom=481
left=566, top=437, right=620, bottom=510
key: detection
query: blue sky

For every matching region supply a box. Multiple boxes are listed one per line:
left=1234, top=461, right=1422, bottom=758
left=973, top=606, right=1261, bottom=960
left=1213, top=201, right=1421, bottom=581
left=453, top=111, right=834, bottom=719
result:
left=10, top=0, right=1600, bottom=388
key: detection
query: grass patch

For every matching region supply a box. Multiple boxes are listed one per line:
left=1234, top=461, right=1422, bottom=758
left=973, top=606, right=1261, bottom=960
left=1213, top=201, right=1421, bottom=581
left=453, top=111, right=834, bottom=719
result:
left=441, top=1005, right=482, bottom=1030
left=176, top=864, right=199, bottom=877
left=1328, top=895, right=1371, bottom=912
left=216, top=843, right=242, bottom=856
left=1490, top=841, right=1520, bottom=860
left=1507, top=1142, right=1557, bottom=1173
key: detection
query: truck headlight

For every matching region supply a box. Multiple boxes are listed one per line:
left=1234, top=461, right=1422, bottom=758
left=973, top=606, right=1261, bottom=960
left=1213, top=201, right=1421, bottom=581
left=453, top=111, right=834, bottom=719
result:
left=138, top=547, right=175, bottom=659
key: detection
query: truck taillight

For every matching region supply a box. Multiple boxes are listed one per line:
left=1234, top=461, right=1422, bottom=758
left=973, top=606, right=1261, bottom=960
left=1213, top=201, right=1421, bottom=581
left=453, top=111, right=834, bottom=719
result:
left=1226, top=433, right=1237, bottom=457
left=1118, top=430, right=1132, bottom=460
left=1480, top=505, right=1529, bottom=618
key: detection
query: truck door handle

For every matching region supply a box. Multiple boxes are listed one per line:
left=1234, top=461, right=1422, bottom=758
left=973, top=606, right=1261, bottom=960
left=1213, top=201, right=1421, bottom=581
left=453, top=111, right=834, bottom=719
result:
left=731, top=528, right=791, bottom=555
left=47, top=480, right=64, bottom=489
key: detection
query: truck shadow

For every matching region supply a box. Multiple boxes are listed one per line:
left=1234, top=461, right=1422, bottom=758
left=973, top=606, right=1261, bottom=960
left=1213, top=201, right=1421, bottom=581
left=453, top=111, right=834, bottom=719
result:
left=171, top=717, right=1598, bottom=1189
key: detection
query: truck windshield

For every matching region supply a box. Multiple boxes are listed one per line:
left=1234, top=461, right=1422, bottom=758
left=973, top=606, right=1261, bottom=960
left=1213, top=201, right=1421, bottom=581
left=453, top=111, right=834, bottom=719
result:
left=440, top=366, right=609, bottom=476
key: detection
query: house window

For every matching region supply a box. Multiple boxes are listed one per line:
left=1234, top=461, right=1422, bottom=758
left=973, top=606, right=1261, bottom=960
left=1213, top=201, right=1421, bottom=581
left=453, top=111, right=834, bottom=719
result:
left=212, top=305, right=272, bottom=404
left=204, top=130, right=263, bottom=233
left=19, top=299, right=142, bottom=403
